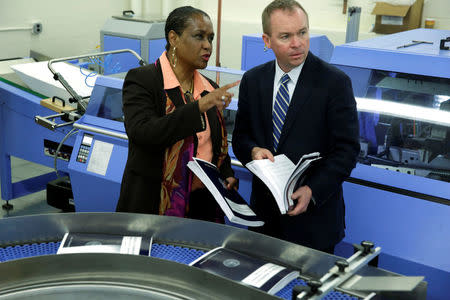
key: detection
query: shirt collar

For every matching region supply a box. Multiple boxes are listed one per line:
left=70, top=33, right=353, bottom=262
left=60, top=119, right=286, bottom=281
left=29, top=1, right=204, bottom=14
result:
left=159, top=51, right=214, bottom=99
left=274, top=60, right=304, bottom=87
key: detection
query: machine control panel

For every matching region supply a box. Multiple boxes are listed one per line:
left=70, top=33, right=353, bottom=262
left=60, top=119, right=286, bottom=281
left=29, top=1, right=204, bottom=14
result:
left=76, top=134, right=93, bottom=163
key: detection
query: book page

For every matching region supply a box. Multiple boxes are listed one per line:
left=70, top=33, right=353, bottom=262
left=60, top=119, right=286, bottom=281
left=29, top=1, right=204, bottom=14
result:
left=246, top=154, right=295, bottom=213
left=284, top=156, right=321, bottom=203
left=225, top=197, right=257, bottom=216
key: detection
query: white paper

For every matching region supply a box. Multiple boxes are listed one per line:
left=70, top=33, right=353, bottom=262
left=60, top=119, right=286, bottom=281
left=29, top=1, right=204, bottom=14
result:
left=87, top=140, right=113, bottom=176
left=120, top=236, right=143, bottom=255
left=57, top=233, right=146, bottom=255
left=245, top=153, right=321, bottom=214
left=242, top=263, right=285, bottom=288
left=10, top=61, right=96, bottom=100
left=246, top=155, right=295, bottom=213
left=225, top=197, right=257, bottom=216
left=381, top=15, right=404, bottom=25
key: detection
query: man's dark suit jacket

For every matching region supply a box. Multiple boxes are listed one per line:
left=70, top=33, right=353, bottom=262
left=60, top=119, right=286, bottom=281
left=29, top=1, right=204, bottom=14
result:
left=116, top=60, right=233, bottom=214
left=232, top=53, right=360, bottom=251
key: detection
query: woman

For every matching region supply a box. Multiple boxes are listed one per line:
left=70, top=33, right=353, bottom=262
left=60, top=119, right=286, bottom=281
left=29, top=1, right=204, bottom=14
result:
left=116, top=6, right=239, bottom=223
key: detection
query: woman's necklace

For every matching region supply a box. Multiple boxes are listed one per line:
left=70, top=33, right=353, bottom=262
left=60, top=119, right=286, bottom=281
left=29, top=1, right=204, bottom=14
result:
left=187, top=79, right=193, bottom=94
left=184, top=78, right=194, bottom=102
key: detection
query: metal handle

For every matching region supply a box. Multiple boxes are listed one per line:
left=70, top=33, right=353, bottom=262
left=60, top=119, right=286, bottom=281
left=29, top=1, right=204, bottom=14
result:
left=35, top=113, right=74, bottom=131
left=122, top=10, right=135, bottom=16
left=47, top=49, right=146, bottom=112
left=73, top=123, right=128, bottom=140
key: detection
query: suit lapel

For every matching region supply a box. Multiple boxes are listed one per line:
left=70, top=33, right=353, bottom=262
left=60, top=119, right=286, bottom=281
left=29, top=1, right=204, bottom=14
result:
left=278, top=53, right=316, bottom=149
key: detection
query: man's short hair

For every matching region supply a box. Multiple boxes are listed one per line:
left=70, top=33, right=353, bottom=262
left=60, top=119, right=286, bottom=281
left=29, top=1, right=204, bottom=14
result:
left=262, top=0, right=309, bottom=35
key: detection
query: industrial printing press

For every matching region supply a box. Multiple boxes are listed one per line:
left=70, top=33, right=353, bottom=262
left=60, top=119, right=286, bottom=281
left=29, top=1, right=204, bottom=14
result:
left=0, top=213, right=427, bottom=299
left=0, top=12, right=167, bottom=213
left=329, top=28, right=450, bottom=300
left=0, top=49, right=144, bottom=213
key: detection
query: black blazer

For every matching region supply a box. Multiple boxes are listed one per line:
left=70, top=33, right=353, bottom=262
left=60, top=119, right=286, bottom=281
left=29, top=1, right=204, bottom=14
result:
left=232, top=53, right=360, bottom=250
left=116, top=60, right=234, bottom=214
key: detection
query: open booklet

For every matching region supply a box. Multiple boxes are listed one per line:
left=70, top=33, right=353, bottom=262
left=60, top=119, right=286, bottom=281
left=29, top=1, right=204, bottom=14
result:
left=187, top=158, right=264, bottom=227
left=245, top=152, right=321, bottom=214
left=57, top=232, right=153, bottom=256
left=190, top=247, right=299, bottom=295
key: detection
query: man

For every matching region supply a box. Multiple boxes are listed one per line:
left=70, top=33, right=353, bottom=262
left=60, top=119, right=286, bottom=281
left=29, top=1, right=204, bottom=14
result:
left=232, top=0, right=360, bottom=253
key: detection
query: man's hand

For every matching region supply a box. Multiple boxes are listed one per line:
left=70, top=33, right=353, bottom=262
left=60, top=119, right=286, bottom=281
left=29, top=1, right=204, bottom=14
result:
left=251, top=147, right=274, bottom=161
left=287, top=185, right=312, bottom=216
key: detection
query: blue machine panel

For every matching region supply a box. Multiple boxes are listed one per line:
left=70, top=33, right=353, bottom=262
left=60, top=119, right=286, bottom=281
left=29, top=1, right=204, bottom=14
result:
left=68, top=76, right=127, bottom=212
left=331, top=29, right=450, bottom=79
left=148, top=38, right=167, bottom=65
left=241, top=33, right=334, bottom=70
left=68, top=130, right=127, bottom=212
left=103, top=35, right=141, bottom=73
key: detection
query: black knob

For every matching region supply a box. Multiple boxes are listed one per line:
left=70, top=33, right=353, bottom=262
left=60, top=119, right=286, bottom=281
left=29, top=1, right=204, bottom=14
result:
left=335, top=259, right=349, bottom=272
left=307, top=280, right=322, bottom=293
left=361, top=240, right=374, bottom=254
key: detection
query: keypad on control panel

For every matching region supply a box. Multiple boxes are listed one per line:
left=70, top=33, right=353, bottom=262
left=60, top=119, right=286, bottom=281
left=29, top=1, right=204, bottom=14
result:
left=76, top=145, right=90, bottom=163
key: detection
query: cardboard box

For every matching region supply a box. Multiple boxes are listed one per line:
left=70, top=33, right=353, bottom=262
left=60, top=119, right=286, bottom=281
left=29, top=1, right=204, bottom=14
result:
left=372, top=0, right=424, bottom=34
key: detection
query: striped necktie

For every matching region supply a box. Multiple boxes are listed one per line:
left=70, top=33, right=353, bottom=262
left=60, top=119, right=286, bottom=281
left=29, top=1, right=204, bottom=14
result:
left=273, top=73, right=290, bottom=151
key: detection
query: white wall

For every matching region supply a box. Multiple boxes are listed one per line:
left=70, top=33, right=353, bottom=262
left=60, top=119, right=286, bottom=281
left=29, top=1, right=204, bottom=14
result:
left=1, top=0, right=448, bottom=69
left=0, top=0, right=129, bottom=60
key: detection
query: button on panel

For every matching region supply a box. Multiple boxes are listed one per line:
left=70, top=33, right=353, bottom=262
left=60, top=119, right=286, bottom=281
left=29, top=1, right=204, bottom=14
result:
left=77, top=134, right=94, bottom=164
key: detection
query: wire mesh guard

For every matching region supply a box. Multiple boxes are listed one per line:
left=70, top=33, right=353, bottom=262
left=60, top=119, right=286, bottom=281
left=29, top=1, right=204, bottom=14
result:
left=0, top=242, right=359, bottom=300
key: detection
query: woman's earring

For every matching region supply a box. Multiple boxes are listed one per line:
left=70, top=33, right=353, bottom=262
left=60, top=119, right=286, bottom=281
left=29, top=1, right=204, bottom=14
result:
left=263, top=44, right=268, bottom=52
left=171, top=47, right=177, bottom=68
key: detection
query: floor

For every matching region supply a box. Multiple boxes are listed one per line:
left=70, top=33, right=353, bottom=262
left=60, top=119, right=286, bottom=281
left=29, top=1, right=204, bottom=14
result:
left=0, top=156, right=61, bottom=218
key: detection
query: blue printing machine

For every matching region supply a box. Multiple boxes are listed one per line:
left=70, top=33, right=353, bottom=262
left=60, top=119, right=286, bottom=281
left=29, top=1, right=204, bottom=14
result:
left=241, top=33, right=334, bottom=70
left=328, top=28, right=450, bottom=300
left=101, top=15, right=166, bottom=70
left=229, top=28, right=450, bottom=299
left=0, top=78, right=74, bottom=205
left=68, top=76, right=128, bottom=212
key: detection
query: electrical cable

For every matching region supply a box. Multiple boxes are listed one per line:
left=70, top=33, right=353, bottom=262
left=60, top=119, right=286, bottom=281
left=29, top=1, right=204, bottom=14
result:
left=79, top=54, right=121, bottom=87
left=54, top=127, right=78, bottom=178
left=79, top=66, right=97, bottom=88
